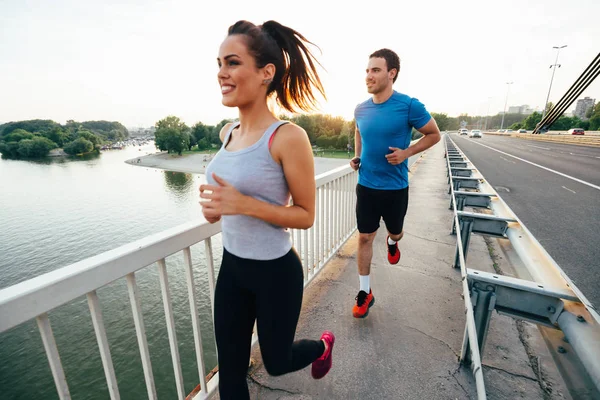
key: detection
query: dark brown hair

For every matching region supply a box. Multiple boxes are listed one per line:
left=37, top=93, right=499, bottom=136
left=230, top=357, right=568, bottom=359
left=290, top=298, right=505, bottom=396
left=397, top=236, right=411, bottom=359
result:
left=370, top=48, right=400, bottom=83
left=227, top=20, right=326, bottom=113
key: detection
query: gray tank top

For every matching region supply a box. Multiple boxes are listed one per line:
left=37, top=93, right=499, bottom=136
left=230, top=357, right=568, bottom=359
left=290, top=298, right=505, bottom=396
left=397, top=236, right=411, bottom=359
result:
left=204, top=120, right=293, bottom=260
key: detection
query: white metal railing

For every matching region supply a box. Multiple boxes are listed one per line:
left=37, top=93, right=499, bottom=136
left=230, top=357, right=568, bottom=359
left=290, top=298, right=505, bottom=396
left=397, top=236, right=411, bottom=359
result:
left=0, top=165, right=358, bottom=400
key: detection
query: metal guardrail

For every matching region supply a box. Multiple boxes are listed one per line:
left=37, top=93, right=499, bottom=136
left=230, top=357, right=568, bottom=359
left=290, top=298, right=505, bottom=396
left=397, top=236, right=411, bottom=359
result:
left=444, top=142, right=488, bottom=399
left=0, top=165, right=359, bottom=400
left=444, top=134, right=600, bottom=397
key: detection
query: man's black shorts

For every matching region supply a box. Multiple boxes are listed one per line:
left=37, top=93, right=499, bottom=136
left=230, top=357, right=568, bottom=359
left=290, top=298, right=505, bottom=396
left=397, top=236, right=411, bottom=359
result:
left=356, top=183, right=409, bottom=234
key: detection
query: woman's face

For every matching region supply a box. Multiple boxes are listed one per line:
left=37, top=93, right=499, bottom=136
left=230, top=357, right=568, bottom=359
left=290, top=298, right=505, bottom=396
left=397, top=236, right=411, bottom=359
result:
left=217, top=34, right=268, bottom=109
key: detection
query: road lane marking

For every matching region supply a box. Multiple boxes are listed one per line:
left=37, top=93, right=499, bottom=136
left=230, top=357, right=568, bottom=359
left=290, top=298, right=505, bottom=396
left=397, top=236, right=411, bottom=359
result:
left=562, top=186, right=576, bottom=194
left=467, top=140, right=600, bottom=191
left=566, top=152, right=599, bottom=158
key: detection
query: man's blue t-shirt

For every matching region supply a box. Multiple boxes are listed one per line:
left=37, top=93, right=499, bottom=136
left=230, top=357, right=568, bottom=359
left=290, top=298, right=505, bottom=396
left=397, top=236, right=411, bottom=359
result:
left=354, top=90, right=431, bottom=190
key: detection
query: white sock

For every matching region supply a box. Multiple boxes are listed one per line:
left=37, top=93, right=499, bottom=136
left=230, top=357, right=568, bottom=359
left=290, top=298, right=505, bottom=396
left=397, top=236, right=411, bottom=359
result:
left=359, top=274, right=370, bottom=293
left=388, top=236, right=397, bottom=245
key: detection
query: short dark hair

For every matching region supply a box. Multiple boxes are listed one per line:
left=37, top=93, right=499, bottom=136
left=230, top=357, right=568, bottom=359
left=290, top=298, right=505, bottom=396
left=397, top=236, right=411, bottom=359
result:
left=227, top=20, right=326, bottom=113
left=369, top=48, right=400, bottom=83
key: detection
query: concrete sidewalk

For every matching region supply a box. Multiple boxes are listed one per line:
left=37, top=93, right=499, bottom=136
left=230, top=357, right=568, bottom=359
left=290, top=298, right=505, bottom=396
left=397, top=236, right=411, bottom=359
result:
left=218, top=141, right=568, bottom=399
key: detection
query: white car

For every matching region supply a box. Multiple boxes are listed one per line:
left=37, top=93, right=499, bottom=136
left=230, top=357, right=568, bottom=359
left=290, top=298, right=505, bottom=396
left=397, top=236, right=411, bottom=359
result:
left=459, top=129, right=469, bottom=135
left=469, top=129, right=482, bottom=138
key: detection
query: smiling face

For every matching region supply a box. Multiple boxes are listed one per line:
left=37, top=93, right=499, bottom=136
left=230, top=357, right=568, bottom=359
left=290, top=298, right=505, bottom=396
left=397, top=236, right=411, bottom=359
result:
left=365, top=56, right=396, bottom=95
left=217, top=34, right=273, bottom=109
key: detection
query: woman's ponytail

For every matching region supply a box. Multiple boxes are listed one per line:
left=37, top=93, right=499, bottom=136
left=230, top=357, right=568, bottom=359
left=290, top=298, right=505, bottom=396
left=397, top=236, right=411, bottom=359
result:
left=227, top=20, right=326, bottom=113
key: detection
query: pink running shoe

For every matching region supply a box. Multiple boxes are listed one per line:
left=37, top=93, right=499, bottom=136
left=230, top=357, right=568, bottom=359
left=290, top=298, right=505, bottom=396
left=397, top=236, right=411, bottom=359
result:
left=311, top=330, right=335, bottom=379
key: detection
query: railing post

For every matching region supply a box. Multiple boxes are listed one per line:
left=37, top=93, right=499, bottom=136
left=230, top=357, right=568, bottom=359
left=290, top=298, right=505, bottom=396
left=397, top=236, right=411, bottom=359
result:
left=126, top=273, right=157, bottom=400
left=87, top=291, right=120, bottom=400
left=36, top=314, right=71, bottom=400
left=454, top=218, right=473, bottom=268
left=471, top=285, right=496, bottom=357
left=183, top=247, right=208, bottom=396
left=157, top=259, right=185, bottom=400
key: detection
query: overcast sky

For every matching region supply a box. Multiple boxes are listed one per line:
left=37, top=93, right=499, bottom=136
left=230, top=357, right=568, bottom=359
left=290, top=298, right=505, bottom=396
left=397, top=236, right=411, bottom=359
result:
left=1, top=0, right=599, bottom=128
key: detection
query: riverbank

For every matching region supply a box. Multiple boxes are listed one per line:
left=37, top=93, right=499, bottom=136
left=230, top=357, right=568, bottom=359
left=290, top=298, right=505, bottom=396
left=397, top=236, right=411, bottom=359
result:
left=125, top=151, right=351, bottom=175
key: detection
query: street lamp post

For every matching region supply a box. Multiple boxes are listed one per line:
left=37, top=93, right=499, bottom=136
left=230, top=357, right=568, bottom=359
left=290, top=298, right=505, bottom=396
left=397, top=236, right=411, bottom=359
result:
left=541, top=45, right=567, bottom=122
left=500, top=82, right=513, bottom=130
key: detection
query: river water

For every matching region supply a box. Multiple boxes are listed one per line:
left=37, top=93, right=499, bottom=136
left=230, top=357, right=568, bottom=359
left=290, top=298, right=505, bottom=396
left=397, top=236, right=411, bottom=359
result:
left=0, top=143, right=222, bottom=399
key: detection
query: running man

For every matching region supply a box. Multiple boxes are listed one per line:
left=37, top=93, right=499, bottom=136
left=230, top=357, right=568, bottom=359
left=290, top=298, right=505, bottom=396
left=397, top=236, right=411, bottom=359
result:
left=350, top=48, right=441, bottom=318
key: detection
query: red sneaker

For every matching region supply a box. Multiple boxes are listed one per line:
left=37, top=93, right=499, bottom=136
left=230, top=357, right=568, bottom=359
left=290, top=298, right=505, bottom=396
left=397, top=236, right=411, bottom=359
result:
left=311, top=331, right=335, bottom=379
left=387, top=236, right=401, bottom=264
left=352, top=290, right=375, bottom=318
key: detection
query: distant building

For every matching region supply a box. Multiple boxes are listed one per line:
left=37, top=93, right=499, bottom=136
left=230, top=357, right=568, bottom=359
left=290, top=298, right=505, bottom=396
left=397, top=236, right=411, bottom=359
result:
left=508, top=105, right=535, bottom=115
left=574, top=97, right=595, bottom=120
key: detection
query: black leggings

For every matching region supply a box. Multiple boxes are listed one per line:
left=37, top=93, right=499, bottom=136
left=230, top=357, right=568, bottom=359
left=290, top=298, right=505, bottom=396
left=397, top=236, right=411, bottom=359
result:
left=214, top=247, right=325, bottom=400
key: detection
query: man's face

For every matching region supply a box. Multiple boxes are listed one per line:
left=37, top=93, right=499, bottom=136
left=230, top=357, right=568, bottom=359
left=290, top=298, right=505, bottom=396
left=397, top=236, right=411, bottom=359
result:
left=365, top=57, right=395, bottom=94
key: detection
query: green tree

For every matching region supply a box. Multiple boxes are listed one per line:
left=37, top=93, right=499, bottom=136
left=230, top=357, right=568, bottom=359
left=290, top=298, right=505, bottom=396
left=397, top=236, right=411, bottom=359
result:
left=585, top=106, right=594, bottom=120
left=155, top=127, right=190, bottom=155
left=64, top=120, right=81, bottom=136
left=317, top=126, right=335, bottom=137
left=316, top=135, right=329, bottom=148
left=509, top=122, right=523, bottom=130
left=550, top=116, right=584, bottom=131
left=191, top=121, right=216, bottom=150
left=0, top=142, right=20, bottom=157
left=294, top=114, right=318, bottom=144
left=155, top=116, right=191, bottom=155
left=333, top=135, right=346, bottom=149
left=4, top=129, right=34, bottom=143
left=76, top=129, right=102, bottom=150
left=106, top=129, right=125, bottom=141
left=446, top=117, right=460, bottom=130
left=196, top=137, right=211, bottom=150
left=156, top=115, right=189, bottom=132
left=191, top=122, right=211, bottom=142
left=430, top=112, right=450, bottom=131
left=316, top=135, right=338, bottom=149
left=521, top=112, right=543, bottom=130
left=187, top=132, right=197, bottom=151
left=588, top=103, right=600, bottom=130
left=64, top=138, right=94, bottom=155
left=340, top=120, right=353, bottom=137
left=0, top=119, right=60, bottom=137
left=17, top=137, right=57, bottom=157
left=43, top=127, right=69, bottom=147
left=80, top=121, right=129, bottom=138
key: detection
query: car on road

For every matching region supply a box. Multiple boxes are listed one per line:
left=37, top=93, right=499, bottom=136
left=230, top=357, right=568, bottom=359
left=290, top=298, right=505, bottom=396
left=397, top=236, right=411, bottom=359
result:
left=469, top=129, right=482, bottom=138
left=518, top=129, right=527, bottom=133
left=568, top=128, right=585, bottom=135
left=459, top=129, right=469, bottom=135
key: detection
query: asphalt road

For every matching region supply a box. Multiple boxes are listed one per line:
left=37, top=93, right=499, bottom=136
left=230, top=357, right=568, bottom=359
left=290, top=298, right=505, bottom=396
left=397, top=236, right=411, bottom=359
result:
left=450, top=133, right=600, bottom=309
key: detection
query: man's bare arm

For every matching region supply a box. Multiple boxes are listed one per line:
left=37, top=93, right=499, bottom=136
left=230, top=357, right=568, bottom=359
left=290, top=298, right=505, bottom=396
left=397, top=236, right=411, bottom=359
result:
left=349, top=125, right=362, bottom=170
left=405, top=118, right=441, bottom=157
left=354, top=125, right=362, bottom=158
